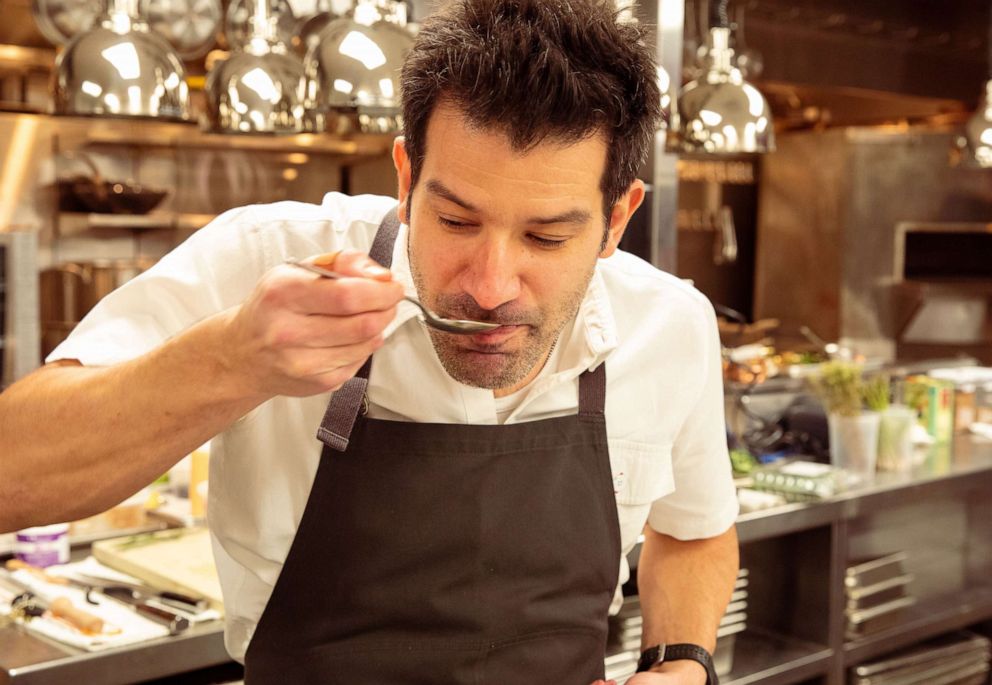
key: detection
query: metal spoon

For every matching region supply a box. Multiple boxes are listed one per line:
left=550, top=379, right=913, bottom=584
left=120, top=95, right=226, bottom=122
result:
left=286, top=259, right=501, bottom=335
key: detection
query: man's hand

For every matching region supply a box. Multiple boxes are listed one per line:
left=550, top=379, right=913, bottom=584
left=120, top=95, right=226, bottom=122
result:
left=628, top=659, right=708, bottom=685
left=590, top=656, right=709, bottom=685
left=224, top=249, right=405, bottom=399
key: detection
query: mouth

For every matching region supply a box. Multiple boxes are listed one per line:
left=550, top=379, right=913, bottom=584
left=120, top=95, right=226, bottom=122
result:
left=458, top=324, right=527, bottom=349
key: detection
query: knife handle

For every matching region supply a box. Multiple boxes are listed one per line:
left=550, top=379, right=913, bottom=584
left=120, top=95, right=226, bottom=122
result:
left=159, top=591, right=207, bottom=611
left=50, top=597, right=104, bottom=634
left=5, top=559, right=69, bottom=585
left=134, top=603, right=190, bottom=634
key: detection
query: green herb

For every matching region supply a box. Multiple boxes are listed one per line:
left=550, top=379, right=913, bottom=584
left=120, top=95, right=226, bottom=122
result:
left=730, top=448, right=759, bottom=475
left=862, top=374, right=891, bottom=412
left=808, top=361, right=865, bottom=417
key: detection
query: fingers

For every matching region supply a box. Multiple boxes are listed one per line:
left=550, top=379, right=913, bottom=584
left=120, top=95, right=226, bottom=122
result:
left=307, top=249, right=393, bottom=282
left=276, top=337, right=384, bottom=382
left=273, top=261, right=404, bottom=316
left=270, top=309, right=398, bottom=349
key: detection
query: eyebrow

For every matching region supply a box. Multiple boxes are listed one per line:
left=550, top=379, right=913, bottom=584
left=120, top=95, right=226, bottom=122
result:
left=424, top=179, right=592, bottom=226
left=425, top=180, right=478, bottom=212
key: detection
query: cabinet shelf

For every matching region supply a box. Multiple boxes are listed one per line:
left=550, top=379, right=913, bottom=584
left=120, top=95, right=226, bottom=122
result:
left=843, top=585, right=992, bottom=666
left=724, top=629, right=833, bottom=685
left=56, top=211, right=217, bottom=235
left=44, top=114, right=395, bottom=158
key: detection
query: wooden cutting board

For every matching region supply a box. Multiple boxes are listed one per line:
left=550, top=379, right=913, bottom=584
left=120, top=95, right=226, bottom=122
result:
left=92, top=527, right=224, bottom=612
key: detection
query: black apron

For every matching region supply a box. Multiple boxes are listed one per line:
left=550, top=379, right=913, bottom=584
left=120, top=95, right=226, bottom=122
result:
left=244, top=209, right=622, bottom=684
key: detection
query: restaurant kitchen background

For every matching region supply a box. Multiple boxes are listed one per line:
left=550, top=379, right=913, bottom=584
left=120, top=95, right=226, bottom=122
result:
left=1, top=0, right=992, bottom=683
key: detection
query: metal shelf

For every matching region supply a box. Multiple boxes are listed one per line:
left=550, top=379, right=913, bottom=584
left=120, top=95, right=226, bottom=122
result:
left=56, top=212, right=217, bottom=236
left=48, top=114, right=395, bottom=158
left=724, top=629, right=833, bottom=685
left=843, top=585, right=992, bottom=666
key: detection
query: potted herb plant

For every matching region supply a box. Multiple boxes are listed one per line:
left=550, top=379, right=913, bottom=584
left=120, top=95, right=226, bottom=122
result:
left=809, top=361, right=882, bottom=483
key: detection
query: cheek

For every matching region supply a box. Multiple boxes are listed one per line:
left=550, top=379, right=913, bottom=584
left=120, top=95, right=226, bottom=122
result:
left=410, top=228, right=459, bottom=289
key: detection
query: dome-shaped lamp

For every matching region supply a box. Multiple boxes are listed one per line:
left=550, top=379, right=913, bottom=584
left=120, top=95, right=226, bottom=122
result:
left=53, top=0, right=190, bottom=120
left=676, top=0, right=773, bottom=154
left=615, top=0, right=676, bottom=133
left=960, top=80, right=992, bottom=168
left=204, top=0, right=306, bottom=134
left=303, top=0, right=413, bottom=134
left=958, top=7, right=992, bottom=168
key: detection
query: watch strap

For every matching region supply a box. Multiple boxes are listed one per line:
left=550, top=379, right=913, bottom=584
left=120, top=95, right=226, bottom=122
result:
left=635, top=642, right=719, bottom=685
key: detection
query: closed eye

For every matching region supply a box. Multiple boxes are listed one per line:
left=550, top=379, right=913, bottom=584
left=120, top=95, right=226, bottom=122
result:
left=438, top=215, right=475, bottom=228
left=528, top=234, right=568, bottom=249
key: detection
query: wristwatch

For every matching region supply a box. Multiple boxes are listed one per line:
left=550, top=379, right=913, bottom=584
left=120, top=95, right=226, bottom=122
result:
left=635, top=643, right=718, bottom=685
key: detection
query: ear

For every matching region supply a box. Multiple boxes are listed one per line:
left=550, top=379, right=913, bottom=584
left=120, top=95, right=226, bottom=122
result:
left=392, top=136, right=412, bottom=225
left=599, top=179, right=646, bottom=259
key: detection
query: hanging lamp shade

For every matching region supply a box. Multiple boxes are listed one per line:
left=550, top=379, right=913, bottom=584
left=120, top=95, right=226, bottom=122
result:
left=52, top=0, right=189, bottom=120
left=958, top=5, right=992, bottom=169
left=675, top=0, right=773, bottom=155
left=960, top=79, right=992, bottom=168
left=204, top=0, right=306, bottom=134
left=303, top=0, right=413, bottom=133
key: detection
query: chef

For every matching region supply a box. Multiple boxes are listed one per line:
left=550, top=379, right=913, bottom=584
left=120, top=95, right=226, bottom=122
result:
left=0, top=0, right=740, bottom=683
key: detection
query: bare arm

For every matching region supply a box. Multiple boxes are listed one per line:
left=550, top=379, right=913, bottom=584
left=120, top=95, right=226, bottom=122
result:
left=0, top=252, right=403, bottom=532
left=628, top=524, right=740, bottom=684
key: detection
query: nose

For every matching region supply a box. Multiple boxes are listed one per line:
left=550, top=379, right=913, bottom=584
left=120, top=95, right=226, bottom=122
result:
left=457, top=236, right=522, bottom=311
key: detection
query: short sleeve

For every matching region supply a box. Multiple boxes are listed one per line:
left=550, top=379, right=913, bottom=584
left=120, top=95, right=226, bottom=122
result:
left=646, top=299, right=739, bottom=540
left=47, top=206, right=267, bottom=367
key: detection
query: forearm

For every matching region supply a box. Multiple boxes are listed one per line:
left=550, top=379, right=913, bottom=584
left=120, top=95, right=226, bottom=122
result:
left=0, top=308, right=264, bottom=532
left=637, top=524, right=740, bottom=653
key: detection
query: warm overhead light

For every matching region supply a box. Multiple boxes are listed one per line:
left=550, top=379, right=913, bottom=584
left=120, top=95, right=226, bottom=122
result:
left=53, top=0, right=189, bottom=120
left=204, top=0, right=307, bottom=134
left=674, top=0, right=774, bottom=154
left=960, top=80, right=992, bottom=168
left=303, top=0, right=413, bottom=133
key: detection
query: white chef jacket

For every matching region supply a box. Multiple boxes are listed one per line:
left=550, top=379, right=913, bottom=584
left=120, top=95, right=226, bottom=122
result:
left=49, top=192, right=739, bottom=661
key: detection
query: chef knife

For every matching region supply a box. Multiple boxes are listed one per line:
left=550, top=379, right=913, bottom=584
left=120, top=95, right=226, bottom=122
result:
left=0, top=571, right=104, bottom=633
left=100, top=586, right=190, bottom=635
left=67, top=571, right=208, bottom=613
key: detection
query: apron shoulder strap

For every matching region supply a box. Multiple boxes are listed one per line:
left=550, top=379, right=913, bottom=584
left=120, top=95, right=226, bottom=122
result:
left=577, top=363, right=607, bottom=421
left=317, top=206, right=400, bottom=451
left=368, top=205, right=401, bottom=268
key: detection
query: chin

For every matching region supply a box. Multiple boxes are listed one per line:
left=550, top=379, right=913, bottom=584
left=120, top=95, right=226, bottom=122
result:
left=439, top=348, right=527, bottom=390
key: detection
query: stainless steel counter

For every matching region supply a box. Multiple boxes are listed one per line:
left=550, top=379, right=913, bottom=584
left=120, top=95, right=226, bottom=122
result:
left=0, top=616, right=230, bottom=684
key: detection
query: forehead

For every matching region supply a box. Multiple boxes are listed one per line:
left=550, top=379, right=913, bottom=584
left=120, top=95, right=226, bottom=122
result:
left=419, top=102, right=608, bottom=207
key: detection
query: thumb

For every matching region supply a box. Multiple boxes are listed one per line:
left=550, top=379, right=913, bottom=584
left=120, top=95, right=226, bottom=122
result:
left=310, top=249, right=392, bottom=282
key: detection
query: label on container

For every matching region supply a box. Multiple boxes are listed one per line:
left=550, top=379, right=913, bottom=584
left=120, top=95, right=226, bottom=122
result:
left=15, top=525, right=69, bottom=568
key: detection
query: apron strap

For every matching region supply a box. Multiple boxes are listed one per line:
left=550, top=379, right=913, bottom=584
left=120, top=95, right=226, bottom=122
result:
left=368, top=206, right=401, bottom=269
left=317, top=207, right=400, bottom=451
left=578, top=363, right=607, bottom=420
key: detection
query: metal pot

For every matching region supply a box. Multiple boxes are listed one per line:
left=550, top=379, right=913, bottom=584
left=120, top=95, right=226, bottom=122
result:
left=40, top=258, right=155, bottom=323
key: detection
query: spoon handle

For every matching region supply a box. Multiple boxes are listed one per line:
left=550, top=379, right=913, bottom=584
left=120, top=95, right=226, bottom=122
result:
left=287, top=259, right=426, bottom=314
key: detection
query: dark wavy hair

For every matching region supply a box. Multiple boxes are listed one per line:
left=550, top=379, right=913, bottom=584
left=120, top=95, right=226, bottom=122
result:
left=400, top=0, right=662, bottom=213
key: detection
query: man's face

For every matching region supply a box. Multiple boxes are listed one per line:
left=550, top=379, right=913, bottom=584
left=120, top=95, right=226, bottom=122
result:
left=394, top=103, right=641, bottom=395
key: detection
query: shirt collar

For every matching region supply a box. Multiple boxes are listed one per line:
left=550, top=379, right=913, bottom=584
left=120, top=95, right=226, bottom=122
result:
left=382, top=221, right=425, bottom=339
left=381, top=220, right=619, bottom=373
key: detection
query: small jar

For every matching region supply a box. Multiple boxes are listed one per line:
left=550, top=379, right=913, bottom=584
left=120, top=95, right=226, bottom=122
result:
left=955, top=384, right=977, bottom=432
left=978, top=383, right=992, bottom=426
left=15, top=523, right=70, bottom=568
